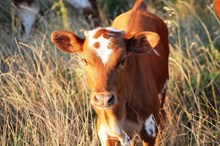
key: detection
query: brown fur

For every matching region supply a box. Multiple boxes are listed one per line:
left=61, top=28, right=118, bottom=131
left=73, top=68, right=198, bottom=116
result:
left=214, top=0, right=220, bottom=18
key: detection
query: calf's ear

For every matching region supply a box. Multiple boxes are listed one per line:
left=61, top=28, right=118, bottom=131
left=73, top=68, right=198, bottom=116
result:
left=51, top=30, right=84, bottom=53
left=126, top=31, right=160, bottom=54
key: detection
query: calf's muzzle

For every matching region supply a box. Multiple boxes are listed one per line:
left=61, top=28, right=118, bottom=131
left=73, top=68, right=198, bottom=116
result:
left=92, top=92, right=117, bottom=108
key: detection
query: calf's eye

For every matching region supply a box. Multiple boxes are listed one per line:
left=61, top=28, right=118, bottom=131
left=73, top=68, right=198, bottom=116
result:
left=120, top=59, right=125, bottom=66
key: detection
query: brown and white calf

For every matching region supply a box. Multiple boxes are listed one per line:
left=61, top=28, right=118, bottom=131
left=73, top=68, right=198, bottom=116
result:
left=13, top=0, right=100, bottom=41
left=51, top=0, right=169, bottom=145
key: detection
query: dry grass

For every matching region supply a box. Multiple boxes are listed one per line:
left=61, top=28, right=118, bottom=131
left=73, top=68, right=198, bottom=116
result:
left=0, top=0, right=220, bottom=145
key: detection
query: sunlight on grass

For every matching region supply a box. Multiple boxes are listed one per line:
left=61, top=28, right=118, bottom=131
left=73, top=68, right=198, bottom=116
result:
left=0, top=0, right=219, bottom=145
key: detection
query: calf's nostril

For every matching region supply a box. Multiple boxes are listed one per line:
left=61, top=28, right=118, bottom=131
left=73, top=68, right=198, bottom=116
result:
left=107, top=95, right=115, bottom=106
left=94, top=96, right=99, bottom=103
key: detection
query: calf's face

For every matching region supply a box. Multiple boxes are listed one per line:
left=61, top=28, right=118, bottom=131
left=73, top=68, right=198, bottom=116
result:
left=51, top=27, right=159, bottom=109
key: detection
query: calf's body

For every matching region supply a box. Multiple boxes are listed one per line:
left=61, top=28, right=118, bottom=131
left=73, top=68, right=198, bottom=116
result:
left=51, top=0, right=169, bottom=145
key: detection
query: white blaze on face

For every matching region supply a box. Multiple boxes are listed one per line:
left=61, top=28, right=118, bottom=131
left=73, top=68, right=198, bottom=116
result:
left=145, top=114, right=156, bottom=138
left=86, top=27, right=123, bottom=65
left=94, top=35, right=112, bottom=65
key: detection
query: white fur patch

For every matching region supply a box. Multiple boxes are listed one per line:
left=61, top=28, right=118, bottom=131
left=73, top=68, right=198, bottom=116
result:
left=95, top=35, right=112, bottom=65
left=87, top=28, right=114, bottom=65
left=99, top=122, right=132, bottom=146
left=98, top=125, right=108, bottom=146
left=145, top=114, right=156, bottom=138
left=65, top=0, right=92, bottom=9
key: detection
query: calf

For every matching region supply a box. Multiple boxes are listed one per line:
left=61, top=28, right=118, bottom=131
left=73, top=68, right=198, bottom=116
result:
left=51, top=0, right=169, bottom=145
left=13, top=0, right=100, bottom=41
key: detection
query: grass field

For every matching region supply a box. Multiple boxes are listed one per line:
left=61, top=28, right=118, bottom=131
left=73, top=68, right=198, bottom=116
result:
left=0, top=0, right=220, bottom=145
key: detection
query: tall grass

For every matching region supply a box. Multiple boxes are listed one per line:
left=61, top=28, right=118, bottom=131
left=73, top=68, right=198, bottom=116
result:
left=0, top=39, right=98, bottom=145
left=0, top=0, right=220, bottom=145
left=161, top=1, right=220, bottom=145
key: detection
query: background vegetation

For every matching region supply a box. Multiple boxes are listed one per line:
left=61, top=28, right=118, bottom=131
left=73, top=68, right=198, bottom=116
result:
left=0, top=0, right=219, bottom=145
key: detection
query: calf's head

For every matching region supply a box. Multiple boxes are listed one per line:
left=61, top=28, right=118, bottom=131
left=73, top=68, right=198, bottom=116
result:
left=51, top=27, right=159, bottom=109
